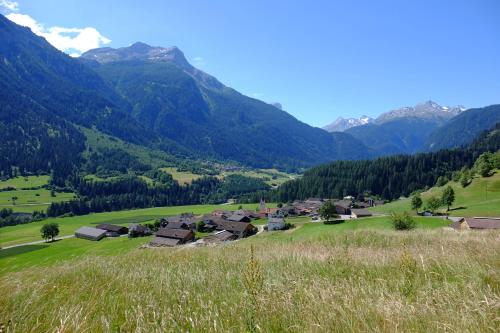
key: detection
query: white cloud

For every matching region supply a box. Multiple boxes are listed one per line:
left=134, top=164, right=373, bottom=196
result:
left=5, top=12, right=111, bottom=56
left=251, top=92, right=264, bottom=99
left=0, top=0, right=19, bottom=12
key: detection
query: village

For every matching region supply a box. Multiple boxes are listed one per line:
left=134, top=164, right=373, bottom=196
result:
left=72, top=197, right=386, bottom=247
left=73, top=194, right=500, bottom=248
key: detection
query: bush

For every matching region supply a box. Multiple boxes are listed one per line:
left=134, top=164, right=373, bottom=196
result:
left=391, top=212, right=416, bottom=230
left=196, top=221, right=206, bottom=232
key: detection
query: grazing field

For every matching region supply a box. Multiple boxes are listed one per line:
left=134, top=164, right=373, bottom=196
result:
left=0, top=203, right=272, bottom=248
left=160, top=167, right=204, bottom=184
left=0, top=175, right=50, bottom=189
left=0, top=175, right=75, bottom=213
left=371, top=170, right=500, bottom=217
left=221, top=168, right=297, bottom=187
left=0, top=215, right=498, bottom=332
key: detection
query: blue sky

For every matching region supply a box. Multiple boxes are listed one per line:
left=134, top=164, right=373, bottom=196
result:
left=2, top=0, right=500, bottom=127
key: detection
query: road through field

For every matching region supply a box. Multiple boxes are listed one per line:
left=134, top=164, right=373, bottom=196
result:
left=1, top=235, right=75, bottom=250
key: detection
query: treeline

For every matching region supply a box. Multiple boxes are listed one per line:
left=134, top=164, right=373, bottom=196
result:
left=0, top=209, right=46, bottom=228
left=47, top=174, right=268, bottom=217
left=265, top=123, right=500, bottom=202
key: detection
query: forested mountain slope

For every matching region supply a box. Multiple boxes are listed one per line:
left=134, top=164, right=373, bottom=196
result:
left=82, top=43, right=371, bottom=170
left=272, top=123, right=500, bottom=201
left=425, top=104, right=500, bottom=151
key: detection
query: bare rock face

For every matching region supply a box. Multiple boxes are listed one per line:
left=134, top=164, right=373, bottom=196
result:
left=323, top=115, right=374, bottom=132
left=375, top=100, right=466, bottom=124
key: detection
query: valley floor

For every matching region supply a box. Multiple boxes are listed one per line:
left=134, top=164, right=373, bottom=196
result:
left=1, top=213, right=499, bottom=332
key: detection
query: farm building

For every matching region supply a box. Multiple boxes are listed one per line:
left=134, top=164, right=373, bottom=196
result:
left=128, top=224, right=152, bottom=237
left=227, top=213, right=251, bottom=223
left=163, top=221, right=192, bottom=230
left=75, top=226, right=107, bottom=241
left=203, top=230, right=238, bottom=243
left=350, top=209, right=372, bottom=218
left=214, top=220, right=257, bottom=238
left=335, top=200, right=352, bottom=215
left=96, top=223, right=128, bottom=236
left=149, top=228, right=195, bottom=247
left=149, top=236, right=182, bottom=247
left=267, top=217, right=286, bottom=231
left=160, top=213, right=197, bottom=229
left=450, top=217, right=500, bottom=230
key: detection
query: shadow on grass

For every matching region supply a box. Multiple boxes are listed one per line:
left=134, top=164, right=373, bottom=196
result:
left=449, top=206, right=467, bottom=212
left=323, top=220, right=346, bottom=225
left=0, top=244, right=49, bottom=259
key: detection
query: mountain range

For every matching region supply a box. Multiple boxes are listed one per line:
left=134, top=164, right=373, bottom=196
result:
left=0, top=14, right=371, bottom=178
left=0, top=13, right=499, bottom=180
left=323, top=100, right=499, bottom=155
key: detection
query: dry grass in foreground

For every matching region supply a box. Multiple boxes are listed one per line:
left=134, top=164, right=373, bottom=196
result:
left=1, top=229, right=499, bottom=332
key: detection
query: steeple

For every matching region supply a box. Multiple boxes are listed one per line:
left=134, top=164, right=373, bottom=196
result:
left=259, top=198, right=266, bottom=212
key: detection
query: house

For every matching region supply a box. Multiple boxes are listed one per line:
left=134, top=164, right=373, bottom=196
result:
left=163, top=221, right=191, bottom=230
left=352, top=201, right=370, bottom=209
left=75, top=226, right=107, bottom=241
left=160, top=213, right=197, bottom=230
left=335, top=200, right=352, bottom=215
left=235, top=209, right=260, bottom=219
left=149, top=236, right=182, bottom=247
left=267, top=217, right=286, bottom=231
left=203, top=230, right=238, bottom=243
left=450, top=217, right=500, bottom=230
left=96, top=223, right=128, bottom=236
left=227, top=213, right=251, bottom=223
left=350, top=209, right=372, bottom=219
left=149, top=228, right=195, bottom=247
left=212, top=210, right=232, bottom=218
left=128, top=224, right=152, bottom=237
left=214, top=220, right=257, bottom=238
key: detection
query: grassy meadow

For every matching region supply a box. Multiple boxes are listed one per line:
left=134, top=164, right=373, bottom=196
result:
left=371, top=170, right=500, bottom=217
left=0, top=176, right=75, bottom=213
left=0, top=214, right=498, bottom=332
left=221, top=168, right=297, bottom=187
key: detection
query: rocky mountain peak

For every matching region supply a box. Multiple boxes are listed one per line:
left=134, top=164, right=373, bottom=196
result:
left=323, top=115, right=374, bottom=132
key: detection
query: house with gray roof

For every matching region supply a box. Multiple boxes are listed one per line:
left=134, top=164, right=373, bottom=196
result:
left=450, top=217, right=500, bottom=230
left=75, top=226, right=107, bottom=241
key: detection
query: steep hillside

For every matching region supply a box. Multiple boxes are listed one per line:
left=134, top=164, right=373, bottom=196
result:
left=371, top=170, right=500, bottom=217
left=425, top=104, right=500, bottom=151
left=0, top=14, right=157, bottom=180
left=345, top=117, right=439, bottom=155
left=82, top=43, right=372, bottom=170
left=271, top=124, right=500, bottom=201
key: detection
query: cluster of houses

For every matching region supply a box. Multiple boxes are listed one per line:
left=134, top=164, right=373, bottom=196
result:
left=267, top=197, right=381, bottom=220
left=149, top=209, right=263, bottom=247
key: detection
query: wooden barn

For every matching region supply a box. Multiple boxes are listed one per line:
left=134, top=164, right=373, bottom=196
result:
left=75, top=226, right=107, bottom=241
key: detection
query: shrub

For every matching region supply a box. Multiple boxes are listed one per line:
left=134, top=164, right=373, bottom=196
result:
left=391, top=212, right=416, bottom=230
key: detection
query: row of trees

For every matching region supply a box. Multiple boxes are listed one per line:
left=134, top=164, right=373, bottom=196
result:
left=410, top=185, right=455, bottom=214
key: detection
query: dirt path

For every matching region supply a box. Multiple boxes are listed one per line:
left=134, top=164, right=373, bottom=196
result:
left=1, top=235, right=75, bottom=250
